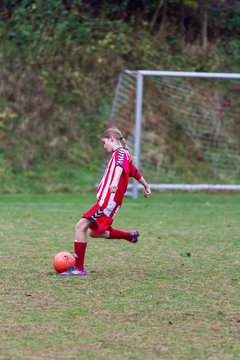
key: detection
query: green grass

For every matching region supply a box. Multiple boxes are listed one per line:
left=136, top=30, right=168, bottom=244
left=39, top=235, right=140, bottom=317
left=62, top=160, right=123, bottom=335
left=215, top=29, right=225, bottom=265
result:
left=1, top=192, right=240, bottom=360
left=0, top=162, right=97, bottom=194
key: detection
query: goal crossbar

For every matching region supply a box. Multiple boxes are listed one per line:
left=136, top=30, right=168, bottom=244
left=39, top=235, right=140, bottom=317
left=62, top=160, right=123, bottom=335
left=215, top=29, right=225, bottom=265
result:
left=125, top=70, right=240, bottom=80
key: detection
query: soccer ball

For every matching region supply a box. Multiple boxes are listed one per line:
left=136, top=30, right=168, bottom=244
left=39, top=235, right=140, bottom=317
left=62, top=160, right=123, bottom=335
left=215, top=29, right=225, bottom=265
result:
left=52, top=251, right=75, bottom=273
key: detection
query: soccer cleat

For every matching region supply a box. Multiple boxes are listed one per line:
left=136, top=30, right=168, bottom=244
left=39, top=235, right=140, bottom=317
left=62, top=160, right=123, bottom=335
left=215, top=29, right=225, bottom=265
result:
left=129, top=231, right=140, bottom=243
left=59, top=266, right=87, bottom=276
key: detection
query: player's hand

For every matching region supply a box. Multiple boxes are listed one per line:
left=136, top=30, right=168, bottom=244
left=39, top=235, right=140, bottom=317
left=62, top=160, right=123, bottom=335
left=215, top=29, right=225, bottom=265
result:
left=143, top=186, right=151, bottom=198
left=110, top=185, right=118, bottom=193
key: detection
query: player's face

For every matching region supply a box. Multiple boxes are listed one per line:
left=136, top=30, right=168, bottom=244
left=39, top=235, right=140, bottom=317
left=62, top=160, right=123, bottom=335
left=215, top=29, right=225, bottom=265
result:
left=102, top=137, right=114, bottom=153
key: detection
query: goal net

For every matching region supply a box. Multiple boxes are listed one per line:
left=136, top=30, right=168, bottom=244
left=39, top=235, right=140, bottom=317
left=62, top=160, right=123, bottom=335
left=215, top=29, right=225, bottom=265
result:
left=101, top=70, right=240, bottom=197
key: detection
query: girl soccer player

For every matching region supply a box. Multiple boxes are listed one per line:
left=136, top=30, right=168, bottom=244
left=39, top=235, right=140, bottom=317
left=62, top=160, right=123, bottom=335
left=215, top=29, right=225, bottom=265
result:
left=60, top=127, right=151, bottom=276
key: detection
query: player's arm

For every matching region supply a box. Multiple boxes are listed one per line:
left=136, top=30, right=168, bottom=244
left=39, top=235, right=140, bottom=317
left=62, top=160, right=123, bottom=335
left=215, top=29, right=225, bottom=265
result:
left=138, top=175, right=151, bottom=198
left=110, top=165, right=123, bottom=193
left=130, top=163, right=151, bottom=198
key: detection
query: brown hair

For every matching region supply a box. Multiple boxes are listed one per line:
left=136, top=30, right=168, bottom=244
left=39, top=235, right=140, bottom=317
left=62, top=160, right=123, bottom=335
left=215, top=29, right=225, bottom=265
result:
left=101, top=127, right=130, bottom=152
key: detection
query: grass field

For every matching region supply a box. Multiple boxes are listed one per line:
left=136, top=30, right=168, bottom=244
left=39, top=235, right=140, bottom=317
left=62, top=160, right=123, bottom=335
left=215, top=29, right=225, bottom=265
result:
left=1, top=191, right=240, bottom=360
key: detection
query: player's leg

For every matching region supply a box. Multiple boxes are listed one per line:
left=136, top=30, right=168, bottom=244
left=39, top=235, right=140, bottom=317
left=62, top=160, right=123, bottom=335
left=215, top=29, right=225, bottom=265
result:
left=74, top=217, right=91, bottom=270
left=60, top=218, right=90, bottom=276
left=88, top=229, right=110, bottom=239
left=76, top=217, right=91, bottom=243
left=89, top=227, right=139, bottom=243
left=108, top=227, right=140, bottom=243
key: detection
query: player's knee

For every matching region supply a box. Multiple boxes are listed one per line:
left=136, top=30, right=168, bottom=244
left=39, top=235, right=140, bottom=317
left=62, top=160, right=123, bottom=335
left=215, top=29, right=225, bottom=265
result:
left=75, top=219, right=89, bottom=233
left=88, top=229, right=97, bottom=238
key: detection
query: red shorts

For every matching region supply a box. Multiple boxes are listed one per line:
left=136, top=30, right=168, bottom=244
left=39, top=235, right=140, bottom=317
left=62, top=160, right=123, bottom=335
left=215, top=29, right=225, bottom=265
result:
left=82, top=202, right=121, bottom=235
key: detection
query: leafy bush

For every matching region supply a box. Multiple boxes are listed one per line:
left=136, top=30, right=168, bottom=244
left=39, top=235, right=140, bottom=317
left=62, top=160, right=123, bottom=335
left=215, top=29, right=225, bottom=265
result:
left=0, top=0, right=239, bottom=191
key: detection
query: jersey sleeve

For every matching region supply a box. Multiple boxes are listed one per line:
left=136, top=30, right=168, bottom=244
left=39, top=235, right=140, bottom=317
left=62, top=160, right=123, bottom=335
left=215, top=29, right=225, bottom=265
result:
left=129, top=163, right=142, bottom=181
left=115, top=148, right=129, bottom=173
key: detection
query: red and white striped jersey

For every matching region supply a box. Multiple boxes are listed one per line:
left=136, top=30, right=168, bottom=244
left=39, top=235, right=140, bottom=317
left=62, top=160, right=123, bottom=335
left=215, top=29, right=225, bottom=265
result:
left=97, top=147, right=141, bottom=208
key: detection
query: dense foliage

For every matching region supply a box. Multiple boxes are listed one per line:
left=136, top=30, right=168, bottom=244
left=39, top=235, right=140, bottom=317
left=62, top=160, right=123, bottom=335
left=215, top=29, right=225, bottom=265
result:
left=0, top=0, right=239, bottom=191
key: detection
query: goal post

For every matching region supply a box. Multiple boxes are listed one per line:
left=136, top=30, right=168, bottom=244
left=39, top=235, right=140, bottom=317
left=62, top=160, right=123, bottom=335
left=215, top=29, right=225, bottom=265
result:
left=105, top=70, right=240, bottom=197
left=133, top=71, right=144, bottom=199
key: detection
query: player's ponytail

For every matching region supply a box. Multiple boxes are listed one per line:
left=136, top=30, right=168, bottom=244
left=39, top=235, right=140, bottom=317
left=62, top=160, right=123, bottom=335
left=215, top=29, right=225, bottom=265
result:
left=119, top=135, right=129, bottom=152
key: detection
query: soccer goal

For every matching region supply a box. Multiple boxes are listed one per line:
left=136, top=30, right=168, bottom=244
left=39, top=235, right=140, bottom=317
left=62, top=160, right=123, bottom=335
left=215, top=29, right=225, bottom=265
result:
left=105, top=70, right=240, bottom=197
